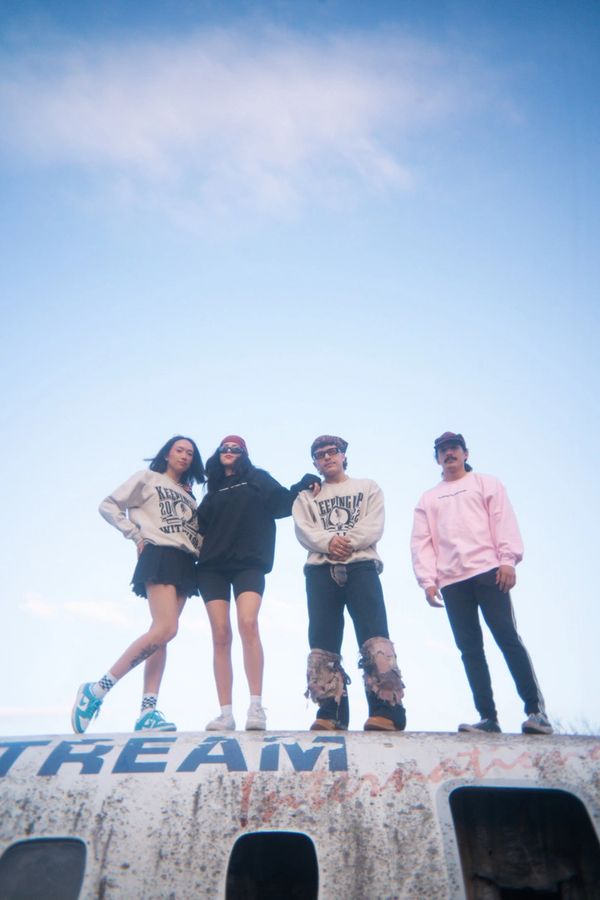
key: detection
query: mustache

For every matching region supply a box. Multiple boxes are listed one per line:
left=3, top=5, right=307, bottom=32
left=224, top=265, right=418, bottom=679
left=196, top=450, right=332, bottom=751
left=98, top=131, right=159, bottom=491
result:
left=444, top=454, right=458, bottom=462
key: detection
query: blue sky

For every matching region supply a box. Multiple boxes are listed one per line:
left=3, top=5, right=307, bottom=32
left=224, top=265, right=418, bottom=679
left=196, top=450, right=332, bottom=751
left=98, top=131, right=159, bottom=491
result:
left=1, top=0, right=598, bottom=737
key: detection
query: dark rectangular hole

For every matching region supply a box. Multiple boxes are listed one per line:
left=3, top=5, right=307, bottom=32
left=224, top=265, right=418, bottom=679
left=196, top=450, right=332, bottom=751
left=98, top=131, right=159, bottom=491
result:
left=0, top=837, right=86, bottom=900
left=449, top=787, right=600, bottom=899
left=226, top=831, right=318, bottom=900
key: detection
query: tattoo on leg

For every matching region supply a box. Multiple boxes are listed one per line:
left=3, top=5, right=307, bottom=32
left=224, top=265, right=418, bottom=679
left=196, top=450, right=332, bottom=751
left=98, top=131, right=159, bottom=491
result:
left=130, top=644, right=159, bottom=670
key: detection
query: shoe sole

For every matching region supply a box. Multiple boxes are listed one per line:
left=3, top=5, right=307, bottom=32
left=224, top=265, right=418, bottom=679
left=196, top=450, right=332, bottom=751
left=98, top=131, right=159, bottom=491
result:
left=310, top=719, right=347, bottom=731
left=245, top=724, right=267, bottom=731
left=71, top=706, right=85, bottom=734
left=71, top=684, right=96, bottom=734
left=364, top=716, right=400, bottom=732
left=522, top=726, right=553, bottom=735
left=458, top=726, right=502, bottom=734
left=135, top=725, right=177, bottom=732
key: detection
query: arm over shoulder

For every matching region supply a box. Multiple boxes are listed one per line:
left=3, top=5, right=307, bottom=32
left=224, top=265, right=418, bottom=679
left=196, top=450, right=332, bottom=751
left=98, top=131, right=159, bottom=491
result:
left=253, top=468, right=296, bottom=519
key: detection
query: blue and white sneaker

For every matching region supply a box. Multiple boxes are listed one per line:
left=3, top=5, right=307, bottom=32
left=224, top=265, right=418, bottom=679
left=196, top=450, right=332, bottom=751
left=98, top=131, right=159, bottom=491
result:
left=134, top=710, right=177, bottom=732
left=71, top=682, right=103, bottom=734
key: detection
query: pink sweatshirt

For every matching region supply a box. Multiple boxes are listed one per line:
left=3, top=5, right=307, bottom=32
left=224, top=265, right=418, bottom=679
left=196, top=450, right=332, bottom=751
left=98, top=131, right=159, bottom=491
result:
left=411, top=471, right=524, bottom=590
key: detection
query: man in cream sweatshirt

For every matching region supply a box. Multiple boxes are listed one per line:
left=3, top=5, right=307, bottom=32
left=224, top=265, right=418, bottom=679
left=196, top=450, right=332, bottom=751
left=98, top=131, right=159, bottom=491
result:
left=293, top=435, right=406, bottom=732
left=411, top=432, right=552, bottom=735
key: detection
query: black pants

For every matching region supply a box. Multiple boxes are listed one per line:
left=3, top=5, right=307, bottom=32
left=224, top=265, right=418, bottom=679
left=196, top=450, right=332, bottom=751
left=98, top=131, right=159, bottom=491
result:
left=306, top=561, right=389, bottom=651
left=305, top=561, right=403, bottom=725
left=442, top=568, right=545, bottom=721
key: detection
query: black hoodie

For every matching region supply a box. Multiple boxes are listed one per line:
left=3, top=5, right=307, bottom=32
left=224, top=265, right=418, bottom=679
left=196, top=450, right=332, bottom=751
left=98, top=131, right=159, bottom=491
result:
left=196, top=468, right=317, bottom=573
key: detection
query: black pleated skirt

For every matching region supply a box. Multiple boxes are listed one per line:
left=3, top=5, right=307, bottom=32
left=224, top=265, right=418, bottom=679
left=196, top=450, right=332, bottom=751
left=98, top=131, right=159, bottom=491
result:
left=131, top=544, right=198, bottom=599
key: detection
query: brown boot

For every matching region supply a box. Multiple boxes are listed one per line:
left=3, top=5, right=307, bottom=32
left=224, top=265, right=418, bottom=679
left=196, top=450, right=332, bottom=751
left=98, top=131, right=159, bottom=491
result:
left=310, top=718, right=347, bottom=731
left=364, top=715, right=398, bottom=732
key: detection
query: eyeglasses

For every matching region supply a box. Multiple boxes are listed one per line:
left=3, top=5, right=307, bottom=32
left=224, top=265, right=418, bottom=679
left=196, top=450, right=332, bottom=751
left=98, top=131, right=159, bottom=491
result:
left=312, top=447, right=342, bottom=461
left=219, top=445, right=244, bottom=455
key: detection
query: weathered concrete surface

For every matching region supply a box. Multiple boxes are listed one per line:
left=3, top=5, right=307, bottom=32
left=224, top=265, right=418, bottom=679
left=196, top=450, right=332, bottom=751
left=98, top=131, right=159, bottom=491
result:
left=1, top=730, right=599, bottom=899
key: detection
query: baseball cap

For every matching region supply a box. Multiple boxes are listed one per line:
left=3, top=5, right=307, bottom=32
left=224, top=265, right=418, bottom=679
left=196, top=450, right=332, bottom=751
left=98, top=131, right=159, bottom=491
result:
left=434, top=432, right=467, bottom=452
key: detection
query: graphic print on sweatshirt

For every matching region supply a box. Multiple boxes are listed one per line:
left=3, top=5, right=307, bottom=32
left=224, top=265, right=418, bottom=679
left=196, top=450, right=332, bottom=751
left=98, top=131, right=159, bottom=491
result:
left=315, top=492, right=364, bottom=532
left=156, top=484, right=199, bottom=549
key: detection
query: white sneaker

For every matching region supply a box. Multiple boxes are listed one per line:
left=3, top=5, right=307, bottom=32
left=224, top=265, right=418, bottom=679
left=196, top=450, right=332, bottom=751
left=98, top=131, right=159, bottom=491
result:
left=205, top=712, right=235, bottom=731
left=245, top=704, right=267, bottom=731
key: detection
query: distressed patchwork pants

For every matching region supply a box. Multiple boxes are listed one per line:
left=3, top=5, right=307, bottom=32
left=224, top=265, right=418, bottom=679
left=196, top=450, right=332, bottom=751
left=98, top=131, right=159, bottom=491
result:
left=305, top=561, right=401, bottom=724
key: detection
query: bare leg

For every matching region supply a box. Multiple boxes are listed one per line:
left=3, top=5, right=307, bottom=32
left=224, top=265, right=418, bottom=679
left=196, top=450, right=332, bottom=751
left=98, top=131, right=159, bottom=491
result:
left=142, top=591, right=186, bottom=694
left=108, top=584, right=185, bottom=681
left=204, top=599, right=233, bottom=706
left=236, top=591, right=263, bottom=696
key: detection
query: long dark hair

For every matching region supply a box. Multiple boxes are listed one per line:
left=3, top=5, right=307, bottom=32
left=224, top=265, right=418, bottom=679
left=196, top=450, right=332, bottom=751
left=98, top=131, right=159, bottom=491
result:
left=205, top=446, right=254, bottom=494
left=148, top=435, right=206, bottom=487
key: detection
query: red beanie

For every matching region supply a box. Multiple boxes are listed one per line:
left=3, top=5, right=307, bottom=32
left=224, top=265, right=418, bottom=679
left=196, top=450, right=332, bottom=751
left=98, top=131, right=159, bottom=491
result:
left=219, top=435, right=248, bottom=453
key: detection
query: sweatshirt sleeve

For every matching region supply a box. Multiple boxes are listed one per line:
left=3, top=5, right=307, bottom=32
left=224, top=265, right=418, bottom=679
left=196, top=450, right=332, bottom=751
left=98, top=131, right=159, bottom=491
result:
left=289, top=473, right=321, bottom=499
left=195, top=493, right=212, bottom=536
left=98, top=471, right=149, bottom=546
left=292, top=492, right=333, bottom=554
left=255, top=469, right=296, bottom=519
left=343, top=482, right=385, bottom=551
left=410, top=500, right=439, bottom=589
left=485, top=477, right=524, bottom=567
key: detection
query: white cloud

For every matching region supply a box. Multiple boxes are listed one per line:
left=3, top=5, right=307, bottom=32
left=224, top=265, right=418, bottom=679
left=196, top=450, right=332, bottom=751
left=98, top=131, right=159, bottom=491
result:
left=0, top=704, right=68, bottom=718
left=20, top=592, right=57, bottom=619
left=0, top=26, right=488, bottom=222
left=20, top=590, right=135, bottom=626
left=62, top=599, right=133, bottom=627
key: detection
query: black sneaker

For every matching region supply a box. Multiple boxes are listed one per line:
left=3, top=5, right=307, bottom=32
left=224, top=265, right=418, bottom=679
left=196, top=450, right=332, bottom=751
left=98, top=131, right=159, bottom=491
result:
left=458, top=718, right=501, bottom=734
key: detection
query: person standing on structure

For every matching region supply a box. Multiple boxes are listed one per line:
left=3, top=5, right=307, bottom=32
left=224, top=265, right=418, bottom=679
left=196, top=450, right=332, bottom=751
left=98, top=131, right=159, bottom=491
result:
left=197, top=435, right=319, bottom=733
left=293, top=435, right=406, bottom=732
left=410, top=431, right=552, bottom=735
left=72, top=435, right=205, bottom=734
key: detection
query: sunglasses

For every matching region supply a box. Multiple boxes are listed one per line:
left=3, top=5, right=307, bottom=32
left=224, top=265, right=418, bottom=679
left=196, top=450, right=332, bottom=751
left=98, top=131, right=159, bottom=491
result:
left=312, top=447, right=342, bottom=461
left=219, top=445, right=244, bottom=455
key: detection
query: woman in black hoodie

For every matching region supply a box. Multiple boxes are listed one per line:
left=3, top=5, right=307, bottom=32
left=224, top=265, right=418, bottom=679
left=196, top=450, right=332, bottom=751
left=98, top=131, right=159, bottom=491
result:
left=196, top=435, right=318, bottom=733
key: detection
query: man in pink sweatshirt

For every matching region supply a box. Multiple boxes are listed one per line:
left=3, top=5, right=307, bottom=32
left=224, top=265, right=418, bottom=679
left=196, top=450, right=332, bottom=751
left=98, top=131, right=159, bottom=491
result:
left=411, top=431, right=552, bottom=735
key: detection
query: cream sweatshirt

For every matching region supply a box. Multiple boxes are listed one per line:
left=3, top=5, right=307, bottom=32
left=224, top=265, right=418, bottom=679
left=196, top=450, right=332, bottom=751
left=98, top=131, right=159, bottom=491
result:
left=411, top=471, right=523, bottom=590
left=99, top=470, right=201, bottom=557
left=293, top=477, right=384, bottom=568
